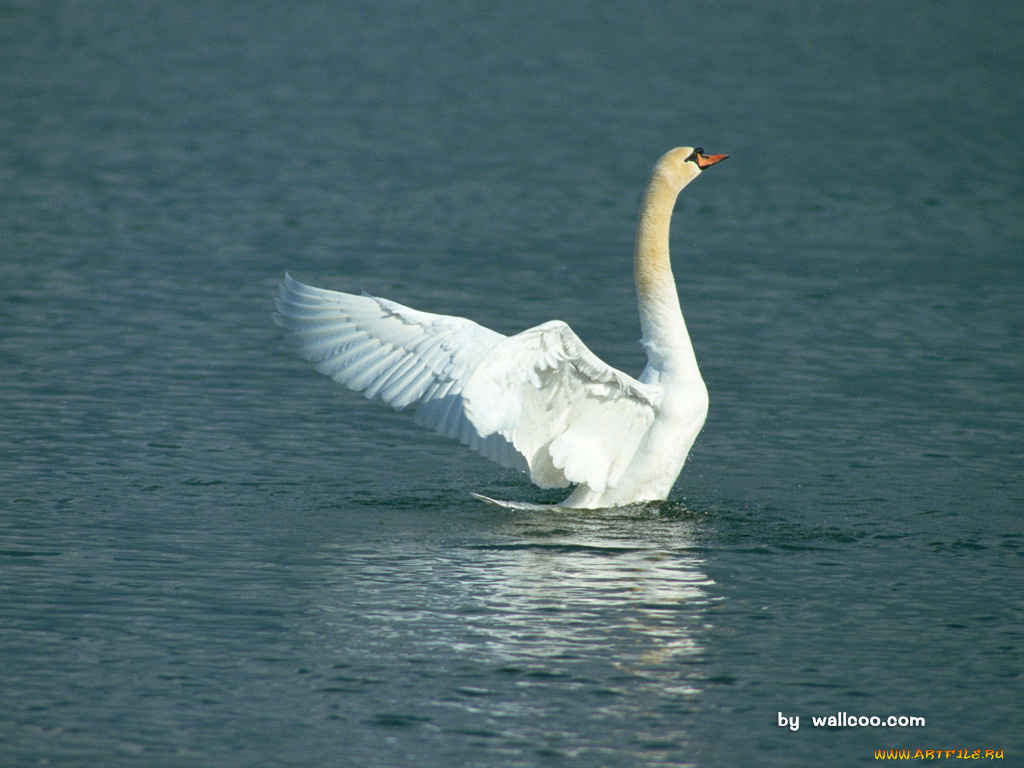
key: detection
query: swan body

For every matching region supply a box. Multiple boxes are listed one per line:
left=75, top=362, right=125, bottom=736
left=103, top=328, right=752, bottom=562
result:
left=275, top=146, right=726, bottom=508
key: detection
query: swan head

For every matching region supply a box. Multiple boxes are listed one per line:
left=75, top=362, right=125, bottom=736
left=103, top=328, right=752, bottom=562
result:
left=654, top=146, right=728, bottom=191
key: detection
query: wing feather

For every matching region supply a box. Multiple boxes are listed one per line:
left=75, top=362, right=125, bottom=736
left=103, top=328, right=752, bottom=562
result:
left=462, top=321, right=657, bottom=491
left=275, top=274, right=521, bottom=467
left=276, top=276, right=655, bottom=488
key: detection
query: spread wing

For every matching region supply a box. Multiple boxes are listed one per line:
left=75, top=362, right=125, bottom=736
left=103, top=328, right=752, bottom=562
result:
left=274, top=274, right=526, bottom=470
left=462, top=321, right=658, bottom=492
left=275, top=276, right=658, bottom=492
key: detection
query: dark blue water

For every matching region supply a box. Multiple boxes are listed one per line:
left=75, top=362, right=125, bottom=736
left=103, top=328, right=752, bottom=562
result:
left=2, top=1, right=1022, bottom=766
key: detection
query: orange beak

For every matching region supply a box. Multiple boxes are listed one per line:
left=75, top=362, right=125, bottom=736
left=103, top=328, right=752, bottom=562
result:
left=696, top=152, right=728, bottom=169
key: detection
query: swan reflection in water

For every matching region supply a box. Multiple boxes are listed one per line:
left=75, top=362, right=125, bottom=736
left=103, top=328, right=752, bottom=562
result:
left=313, top=503, right=715, bottom=709
left=461, top=504, right=715, bottom=696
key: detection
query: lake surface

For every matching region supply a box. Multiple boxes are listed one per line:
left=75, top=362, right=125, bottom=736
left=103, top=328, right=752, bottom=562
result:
left=1, top=1, right=1022, bottom=766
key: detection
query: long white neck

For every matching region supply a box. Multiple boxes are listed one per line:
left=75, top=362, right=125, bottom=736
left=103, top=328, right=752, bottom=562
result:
left=634, top=170, right=700, bottom=377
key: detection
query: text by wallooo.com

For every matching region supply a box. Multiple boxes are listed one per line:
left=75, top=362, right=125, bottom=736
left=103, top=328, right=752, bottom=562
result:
left=778, top=712, right=925, bottom=731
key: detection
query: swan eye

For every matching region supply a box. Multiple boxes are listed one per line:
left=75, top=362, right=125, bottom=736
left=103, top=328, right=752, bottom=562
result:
left=687, top=148, right=705, bottom=164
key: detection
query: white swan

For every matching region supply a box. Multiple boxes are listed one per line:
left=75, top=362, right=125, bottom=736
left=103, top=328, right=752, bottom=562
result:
left=275, top=146, right=727, bottom=508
